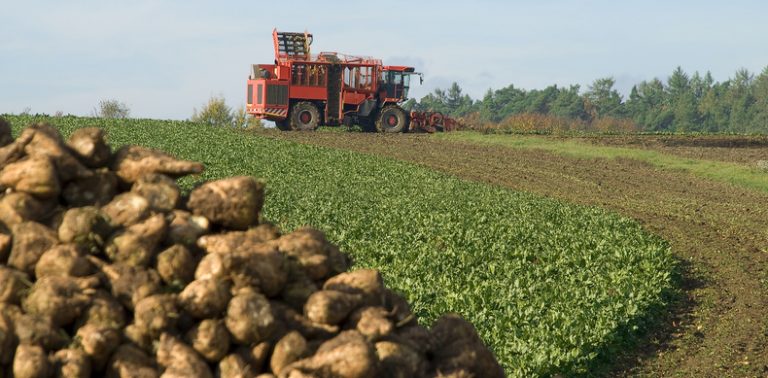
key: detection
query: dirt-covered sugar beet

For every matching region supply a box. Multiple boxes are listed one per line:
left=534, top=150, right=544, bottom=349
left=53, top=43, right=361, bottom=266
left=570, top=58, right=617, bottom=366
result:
left=0, top=122, right=503, bottom=377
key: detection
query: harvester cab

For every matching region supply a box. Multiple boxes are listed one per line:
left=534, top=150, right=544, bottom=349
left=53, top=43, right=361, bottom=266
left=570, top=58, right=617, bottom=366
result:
left=379, top=67, right=423, bottom=103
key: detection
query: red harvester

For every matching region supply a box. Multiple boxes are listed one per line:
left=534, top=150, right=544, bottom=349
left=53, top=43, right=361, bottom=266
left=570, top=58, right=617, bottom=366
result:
left=246, top=29, right=458, bottom=132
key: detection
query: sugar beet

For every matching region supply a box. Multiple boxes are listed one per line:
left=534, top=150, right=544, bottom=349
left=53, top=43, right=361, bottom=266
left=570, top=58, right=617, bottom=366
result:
left=187, top=176, right=264, bottom=230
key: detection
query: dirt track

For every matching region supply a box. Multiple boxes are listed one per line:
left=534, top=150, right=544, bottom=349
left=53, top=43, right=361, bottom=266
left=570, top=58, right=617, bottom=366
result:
left=261, top=130, right=768, bottom=377
left=582, top=134, right=768, bottom=164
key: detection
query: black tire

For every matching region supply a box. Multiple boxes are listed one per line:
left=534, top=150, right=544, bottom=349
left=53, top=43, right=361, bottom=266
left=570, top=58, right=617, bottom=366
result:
left=274, top=119, right=290, bottom=131
left=375, top=106, right=408, bottom=133
left=358, top=116, right=376, bottom=132
left=289, top=102, right=320, bottom=131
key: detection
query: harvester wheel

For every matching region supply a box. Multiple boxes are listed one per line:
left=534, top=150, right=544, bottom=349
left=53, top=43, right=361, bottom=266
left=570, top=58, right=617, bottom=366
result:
left=376, top=106, right=408, bottom=133
left=289, top=102, right=320, bottom=131
left=274, top=119, right=291, bottom=131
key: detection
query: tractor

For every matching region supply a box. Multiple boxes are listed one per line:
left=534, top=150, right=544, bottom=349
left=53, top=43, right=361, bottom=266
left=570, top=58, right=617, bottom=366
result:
left=246, top=29, right=458, bottom=132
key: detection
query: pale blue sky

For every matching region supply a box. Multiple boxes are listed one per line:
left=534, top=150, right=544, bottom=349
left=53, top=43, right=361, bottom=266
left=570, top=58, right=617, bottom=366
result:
left=2, top=0, right=766, bottom=119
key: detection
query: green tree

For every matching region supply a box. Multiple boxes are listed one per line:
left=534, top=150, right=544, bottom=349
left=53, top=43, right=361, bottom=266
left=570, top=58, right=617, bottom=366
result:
left=698, top=81, right=731, bottom=132
left=584, top=77, right=623, bottom=119
left=191, top=95, right=234, bottom=127
left=750, top=66, right=768, bottom=132
left=446, top=82, right=464, bottom=110
left=233, top=105, right=263, bottom=129
left=480, top=89, right=499, bottom=122
left=94, top=99, right=130, bottom=119
left=666, top=66, right=690, bottom=99
left=726, top=68, right=756, bottom=132
left=630, top=79, right=672, bottom=131
left=550, top=85, right=587, bottom=120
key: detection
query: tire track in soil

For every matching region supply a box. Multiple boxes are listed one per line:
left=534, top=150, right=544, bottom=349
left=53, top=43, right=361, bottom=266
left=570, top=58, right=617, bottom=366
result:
left=264, top=131, right=768, bottom=377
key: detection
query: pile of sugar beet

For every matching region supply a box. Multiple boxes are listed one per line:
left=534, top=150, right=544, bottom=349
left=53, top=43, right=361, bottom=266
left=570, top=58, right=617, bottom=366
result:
left=0, top=120, right=503, bottom=378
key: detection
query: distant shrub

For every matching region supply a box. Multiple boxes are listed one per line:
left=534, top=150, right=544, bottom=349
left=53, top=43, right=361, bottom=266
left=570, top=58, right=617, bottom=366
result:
left=591, top=116, right=641, bottom=133
left=233, top=105, right=263, bottom=130
left=193, top=97, right=263, bottom=129
left=191, top=96, right=233, bottom=127
left=471, top=112, right=641, bottom=135
left=94, top=99, right=130, bottom=119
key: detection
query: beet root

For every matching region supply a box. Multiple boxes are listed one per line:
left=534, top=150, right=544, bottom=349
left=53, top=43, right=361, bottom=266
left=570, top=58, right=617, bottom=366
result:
left=98, top=263, right=162, bottom=309
left=76, top=323, right=121, bottom=370
left=217, top=353, right=255, bottom=378
left=105, top=344, right=159, bottom=378
left=187, top=176, right=264, bottom=230
left=156, top=333, right=213, bottom=378
left=131, top=173, right=180, bottom=212
left=278, top=330, right=378, bottom=378
left=429, top=313, right=505, bottom=378
left=275, top=228, right=348, bottom=280
left=186, top=318, right=231, bottom=363
left=105, top=213, right=166, bottom=267
left=196, top=224, right=280, bottom=255
left=323, top=269, right=385, bottom=307
left=0, top=311, right=16, bottom=364
left=57, top=206, right=112, bottom=253
left=347, top=306, right=394, bottom=341
left=7, top=221, right=59, bottom=275
left=0, top=266, right=30, bottom=305
left=22, top=275, right=97, bottom=327
left=67, top=127, right=111, bottom=168
left=178, top=278, right=231, bottom=319
left=270, top=331, right=308, bottom=376
left=13, top=343, right=52, bottom=378
left=34, top=244, right=94, bottom=278
left=111, top=145, right=204, bottom=184
left=166, top=210, right=209, bottom=247
left=225, top=287, right=276, bottom=345
left=0, top=192, right=56, bottom=229
left=0, top=155, right=60, bottom=198
left=62, top=168, right=118, bottom=207
left=156, top=244, right=196, bottom=287
left=375, top=341, right=425, bottom=378
left=22, top=123, right=91, bottom=182
left=101, top=192, right=150, bottom=228
left=132, top=294, right=178, bottom=338
left=53, top=348, right=92, bottom=378
left=304, top=290, right=363, bottom=326
left=76, top=289, right=127, bottom=330
left=13, top=313, right=69, bottom=350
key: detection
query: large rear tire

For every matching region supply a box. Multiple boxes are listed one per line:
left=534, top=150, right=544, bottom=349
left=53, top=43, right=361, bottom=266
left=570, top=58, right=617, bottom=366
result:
left=274, top=119, right=290, bottom=131
left=375, top=106, right=408, bottom=133
left=289, top=102, right=320, bottom=131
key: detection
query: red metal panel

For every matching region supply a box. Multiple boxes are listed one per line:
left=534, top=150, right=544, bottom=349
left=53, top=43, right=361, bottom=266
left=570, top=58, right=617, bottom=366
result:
left=342, top=91, right=369, bottom=106
left=290, top=86, right=327, bottom=100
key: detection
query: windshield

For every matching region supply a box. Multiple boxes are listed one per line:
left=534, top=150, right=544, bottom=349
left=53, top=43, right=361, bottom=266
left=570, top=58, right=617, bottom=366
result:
left=382, top=71, right=412, bottom=100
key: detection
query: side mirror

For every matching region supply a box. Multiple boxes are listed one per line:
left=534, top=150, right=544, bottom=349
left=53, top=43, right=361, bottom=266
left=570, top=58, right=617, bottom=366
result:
left=420, top=75, right=424, bottom=85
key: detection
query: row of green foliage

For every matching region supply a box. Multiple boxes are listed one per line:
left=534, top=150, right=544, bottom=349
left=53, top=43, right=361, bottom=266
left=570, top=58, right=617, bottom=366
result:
left=5, top=114, right=676, bottom=376
left=406, top=66, right=768, bottom=134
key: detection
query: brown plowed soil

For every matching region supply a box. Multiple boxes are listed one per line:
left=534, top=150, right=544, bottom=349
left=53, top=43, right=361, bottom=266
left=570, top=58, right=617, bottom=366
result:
left=581, top=135, right=768, bottom=165
left=258, top=130, right=768, bottom=377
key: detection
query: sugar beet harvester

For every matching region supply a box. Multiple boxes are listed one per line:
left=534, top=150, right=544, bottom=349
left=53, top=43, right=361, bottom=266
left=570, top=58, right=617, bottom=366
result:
left=246, top=29, right=458, bottom=133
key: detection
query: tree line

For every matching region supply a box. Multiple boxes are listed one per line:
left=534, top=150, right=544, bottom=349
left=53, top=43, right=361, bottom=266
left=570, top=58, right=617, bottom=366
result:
left=404, top=66, right=768, bottom=133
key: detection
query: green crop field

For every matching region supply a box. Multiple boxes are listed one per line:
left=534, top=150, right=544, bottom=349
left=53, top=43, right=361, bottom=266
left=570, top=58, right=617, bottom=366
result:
left=4, top=115, right=677, bottom=376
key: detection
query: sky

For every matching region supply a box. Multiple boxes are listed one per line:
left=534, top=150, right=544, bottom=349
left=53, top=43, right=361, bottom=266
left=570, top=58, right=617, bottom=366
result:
left=1, top=0, right=767, bottom=120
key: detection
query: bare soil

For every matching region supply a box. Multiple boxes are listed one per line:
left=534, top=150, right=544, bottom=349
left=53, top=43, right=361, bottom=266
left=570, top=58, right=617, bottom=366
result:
left=261, top=130, right=768, bottom=377
left=580, top=134, right=768, bottom=165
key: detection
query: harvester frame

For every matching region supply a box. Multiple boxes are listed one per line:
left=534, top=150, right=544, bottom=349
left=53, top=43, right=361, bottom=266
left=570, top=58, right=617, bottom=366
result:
left=246, top=29, right=457, bottom=132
